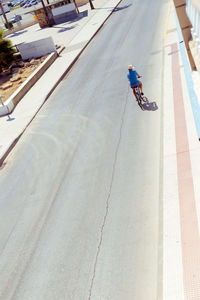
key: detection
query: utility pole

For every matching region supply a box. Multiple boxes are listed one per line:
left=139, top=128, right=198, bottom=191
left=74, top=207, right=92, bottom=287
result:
left=0, top=0, right=11, bottom=30
left=88, top=0, right=94, bottom=9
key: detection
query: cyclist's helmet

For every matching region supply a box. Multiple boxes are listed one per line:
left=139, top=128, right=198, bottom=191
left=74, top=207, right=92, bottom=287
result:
left=128, top=65, right=134, bottom=71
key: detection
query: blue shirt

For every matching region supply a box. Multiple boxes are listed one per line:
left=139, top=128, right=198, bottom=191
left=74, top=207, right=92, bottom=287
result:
left=127, top=70, right=139, bottom=87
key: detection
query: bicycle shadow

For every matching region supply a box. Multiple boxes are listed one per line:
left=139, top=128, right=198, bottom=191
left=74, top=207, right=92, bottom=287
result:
left=141, top=101, right=158, bottom=111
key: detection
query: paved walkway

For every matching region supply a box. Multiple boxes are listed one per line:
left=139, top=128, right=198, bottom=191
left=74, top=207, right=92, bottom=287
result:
left=164, top=2, right=200, bottom=299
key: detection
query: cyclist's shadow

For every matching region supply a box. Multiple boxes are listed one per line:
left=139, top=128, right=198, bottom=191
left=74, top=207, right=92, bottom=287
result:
left=141, top=101, right=158, bottom=111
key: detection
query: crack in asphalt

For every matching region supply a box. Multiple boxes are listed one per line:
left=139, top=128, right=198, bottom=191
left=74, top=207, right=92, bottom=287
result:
left=88, top=86, right=129, bottom=300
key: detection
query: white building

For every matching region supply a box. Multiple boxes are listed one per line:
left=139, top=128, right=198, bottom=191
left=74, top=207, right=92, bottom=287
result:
left=186, top=0, right=200, bottom=52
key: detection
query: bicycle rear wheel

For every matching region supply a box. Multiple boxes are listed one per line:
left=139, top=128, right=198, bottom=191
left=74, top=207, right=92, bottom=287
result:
left=137, top=96, right=144, bottom=110
left=141, top=96, right=149, bottom=104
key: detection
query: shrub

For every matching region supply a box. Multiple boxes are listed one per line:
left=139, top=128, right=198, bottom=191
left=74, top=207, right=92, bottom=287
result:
left=0, top=30, right=16, bottom=72
left=4, top=21, right=13, bottom=29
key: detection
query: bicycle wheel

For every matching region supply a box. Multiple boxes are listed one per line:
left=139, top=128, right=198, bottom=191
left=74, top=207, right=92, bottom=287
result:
left=138, top=96, right=144, bottom=110
left=141, top=96, right=149, bottom=103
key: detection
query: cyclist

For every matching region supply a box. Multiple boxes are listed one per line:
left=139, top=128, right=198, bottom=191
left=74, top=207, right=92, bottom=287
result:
left=127, top=65, right=143, bottom=98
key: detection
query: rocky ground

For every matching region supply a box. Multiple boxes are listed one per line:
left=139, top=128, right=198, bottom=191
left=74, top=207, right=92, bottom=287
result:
left=0, top=56, right=48, bottom=102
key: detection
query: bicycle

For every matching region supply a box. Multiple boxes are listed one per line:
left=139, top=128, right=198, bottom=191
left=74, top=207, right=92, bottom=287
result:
left=133, top=79, right=149, bottom=110
left=135, top=86, right=149, bottom=109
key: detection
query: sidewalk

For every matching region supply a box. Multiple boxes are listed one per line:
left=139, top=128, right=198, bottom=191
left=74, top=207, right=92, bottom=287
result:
left=163, top=2, right=200, bottom=299
left=0, top=0, right=121, bottom=165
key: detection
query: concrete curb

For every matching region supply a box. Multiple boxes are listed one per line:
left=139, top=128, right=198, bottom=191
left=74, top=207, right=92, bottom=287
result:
left=0, top=46, right=65, bottom=117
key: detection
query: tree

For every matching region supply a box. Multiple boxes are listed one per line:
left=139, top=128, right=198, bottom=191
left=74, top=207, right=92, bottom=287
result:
left=0, top=30, right=16, bottom=72
left=4, top=21, right=13, bottom=29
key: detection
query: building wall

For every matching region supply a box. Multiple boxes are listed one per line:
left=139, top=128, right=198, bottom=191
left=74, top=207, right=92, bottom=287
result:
left=186, top=0, right=200, bottom=40
left=174, top=0, right=196, bottom=70
left=186, top=0, right=200, bottom=70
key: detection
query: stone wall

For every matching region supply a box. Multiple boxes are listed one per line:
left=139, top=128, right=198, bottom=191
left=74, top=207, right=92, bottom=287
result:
left=17, top=37, right=56, bottom=60
left=76, top=0, right=88, bottom=6
left=34, top=7, right=54, bottom=28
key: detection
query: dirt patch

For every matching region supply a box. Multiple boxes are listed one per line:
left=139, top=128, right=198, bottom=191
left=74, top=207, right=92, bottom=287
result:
left=0, top=56, right=48, bottom=102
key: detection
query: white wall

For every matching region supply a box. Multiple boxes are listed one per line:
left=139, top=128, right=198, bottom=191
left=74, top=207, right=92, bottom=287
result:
left=52, top=3, right=76, bottom=16
left=17, top=37, right=56, bottom=60
left=186, top=0, right=200, bottom=40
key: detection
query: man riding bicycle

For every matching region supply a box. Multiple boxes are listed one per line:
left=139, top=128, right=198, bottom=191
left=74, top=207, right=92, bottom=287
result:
left=127, top=65, right=143, bottom=98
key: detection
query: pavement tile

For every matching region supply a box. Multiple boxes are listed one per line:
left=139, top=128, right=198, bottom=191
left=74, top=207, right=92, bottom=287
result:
left=164, top=3, right=200, bottom=300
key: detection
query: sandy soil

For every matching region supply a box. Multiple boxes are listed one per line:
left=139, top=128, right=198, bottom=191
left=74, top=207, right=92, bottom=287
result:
left=0, top=56, right=47, bottom=102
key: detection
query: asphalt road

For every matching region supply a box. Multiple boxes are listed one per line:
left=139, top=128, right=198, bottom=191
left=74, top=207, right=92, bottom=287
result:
left=0, top=0, right=168, bottom=299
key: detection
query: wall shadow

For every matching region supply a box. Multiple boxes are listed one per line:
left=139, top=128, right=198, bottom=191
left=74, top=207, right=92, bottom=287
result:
left=9, top=30, right=28, bottom=37
left=56, top=10, right=88, bottom=25
left=95, top=4, right=132, bottom=11
left=113, top=4, right=132, bottom=12
left=56, top=25, right=77, bottom=32
left=69, top=10, right=88, bottom=23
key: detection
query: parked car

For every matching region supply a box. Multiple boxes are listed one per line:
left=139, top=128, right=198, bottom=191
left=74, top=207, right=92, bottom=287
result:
left=20, top=1, right=27, bottom=6
left=23, top=2, right=31, bottom=8
left=9, top=14, right=22, bottom=23
left=11, top=1, right=20, bottom=6
left=29, top=0, right=38, bottom=5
